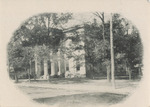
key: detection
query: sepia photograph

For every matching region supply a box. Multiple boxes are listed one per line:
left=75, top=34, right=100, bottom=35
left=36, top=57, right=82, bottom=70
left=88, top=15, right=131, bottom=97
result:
left=0, top=0, right=150, bottom=107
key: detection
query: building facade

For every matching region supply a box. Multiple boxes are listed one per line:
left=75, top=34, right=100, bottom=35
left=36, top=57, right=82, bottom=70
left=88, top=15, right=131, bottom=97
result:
left=35, top=29, right=86, bottom=79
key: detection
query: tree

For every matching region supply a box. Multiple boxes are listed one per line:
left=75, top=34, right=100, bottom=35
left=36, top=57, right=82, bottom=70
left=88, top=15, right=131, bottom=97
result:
left=83, top=22, right=110, bottom=79
left=8, top=12, right=143, bottom=82
left=22, top=47, right=34, bottom=82
left=8, top=36, right=35, bottom=82
left=94, top=12, right=112, bottom=82
left=8, top=13, right=72, bottom=81
left=112, top=14, right=143, bottom=80
left=8, top=34, right=23, bottom=82
left=93, top=12, right=105, bottom=42
left=21, top=13, right=72, bottom=55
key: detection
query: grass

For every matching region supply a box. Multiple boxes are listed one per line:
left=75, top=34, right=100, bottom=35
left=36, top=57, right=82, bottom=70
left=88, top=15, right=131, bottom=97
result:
left=16, top=78, right=140, bottom=106
left=33, top=92, right=128, bottom=106
left=21, top=78, right=91, bottom=84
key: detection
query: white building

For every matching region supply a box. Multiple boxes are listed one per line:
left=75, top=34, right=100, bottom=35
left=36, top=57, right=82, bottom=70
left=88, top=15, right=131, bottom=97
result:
left=35, top=28, right=86, bottom=79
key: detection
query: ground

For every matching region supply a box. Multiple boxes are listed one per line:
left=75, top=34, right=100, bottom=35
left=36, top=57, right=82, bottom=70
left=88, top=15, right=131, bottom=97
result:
left=15, top=78, right=140, bottom=107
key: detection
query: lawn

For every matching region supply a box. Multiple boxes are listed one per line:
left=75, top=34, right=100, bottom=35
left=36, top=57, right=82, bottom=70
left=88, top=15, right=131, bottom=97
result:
left=33, top=92, right=128, bottom=107
left=16, top=78, right=140, bottom=107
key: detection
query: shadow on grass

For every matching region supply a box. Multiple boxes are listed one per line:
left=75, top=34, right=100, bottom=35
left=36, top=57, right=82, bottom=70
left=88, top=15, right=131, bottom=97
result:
left=33, top=92, right=128, bottom=106
left=22, top=78, right=90, bottom=84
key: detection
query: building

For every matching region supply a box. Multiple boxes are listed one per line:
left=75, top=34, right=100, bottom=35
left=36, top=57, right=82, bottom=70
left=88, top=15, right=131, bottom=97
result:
left=34, top=27, right=86, bottom=79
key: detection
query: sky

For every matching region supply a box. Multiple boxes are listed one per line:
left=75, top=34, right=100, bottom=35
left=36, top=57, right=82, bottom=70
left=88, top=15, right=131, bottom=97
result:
left=62, top=12, right=103, bottom=28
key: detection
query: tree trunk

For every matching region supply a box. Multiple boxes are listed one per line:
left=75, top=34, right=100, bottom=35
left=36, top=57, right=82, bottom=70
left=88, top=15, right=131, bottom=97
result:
left=35, top=53, right=38, bottom=79
left=126, top=66, right=131, bottom=80
left=28, top=69, right=31, bottom=83
left=110, top=13, right=115, bottom=88
left=129, top=70, right=131, bottom=80
left=89, top=64, right=92, bottom=79
left=14, top=71, right=18, bottom=83
left=95, top=12, right=105, bottom=42
left=128, top=67, right=132, bottom=80
left=106, top=66, right=111, bottom=82
left=7, top=58, right=10, bottom=79
left=33, top=71, right=36, bottom=80
left=47, top=16, right=50, bottom=36
left=139, top=67, right=142, bottom=76
left=28, top=60, right=32, bottom=83
left=92, top=63, right=95, bottom=79
left=102, top=22, right=105, bottom=43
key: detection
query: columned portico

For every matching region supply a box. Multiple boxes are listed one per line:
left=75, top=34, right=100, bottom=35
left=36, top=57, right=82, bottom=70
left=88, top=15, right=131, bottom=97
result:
left=35, top=49, right=86, bottom=79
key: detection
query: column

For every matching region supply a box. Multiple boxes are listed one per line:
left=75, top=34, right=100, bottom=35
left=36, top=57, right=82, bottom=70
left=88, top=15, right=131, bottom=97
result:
left=80, top=59, right=86, bottom=75
left=35, top=58, right=42, bottom=78
left=38, top=61, right=42, bottom=78
left=57, top=49, right=61, bottom=75
left=62, top=60, right=66, bottom=74
left=44, top=58, right=48, bottom=79
left=79, top=50, right=86, bottom=75
left=54, top=61, right=58, bottom=75
left=58, top=59, right=66, bottom=77
left=69, top=58, right=76, bottom=74
left=51, top=61, right=55, bottom=76
left=35, top=54, right=38, bottom=75
left=58, top=60, right=61, bottom=75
